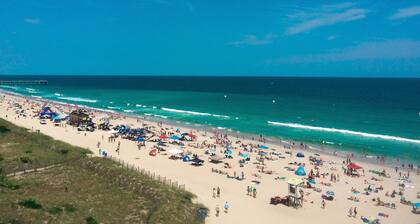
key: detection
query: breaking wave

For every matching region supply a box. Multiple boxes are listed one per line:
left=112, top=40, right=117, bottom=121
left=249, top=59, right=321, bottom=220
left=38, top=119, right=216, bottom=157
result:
left=161, top=107, right=230, bottom=119
left=267, top=121, right=420, bottom=144
left=58, top=96, right=98, bottom=103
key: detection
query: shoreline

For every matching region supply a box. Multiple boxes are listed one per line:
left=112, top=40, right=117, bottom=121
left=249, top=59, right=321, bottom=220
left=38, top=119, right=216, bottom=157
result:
left=1, top=91, right=419, bottom=224
left=0, top=89, right=414, bottom=168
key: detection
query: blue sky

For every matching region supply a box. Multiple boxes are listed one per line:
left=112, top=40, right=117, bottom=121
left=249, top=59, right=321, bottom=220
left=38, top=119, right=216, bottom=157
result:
left=1, top=0, right=420, bottom=77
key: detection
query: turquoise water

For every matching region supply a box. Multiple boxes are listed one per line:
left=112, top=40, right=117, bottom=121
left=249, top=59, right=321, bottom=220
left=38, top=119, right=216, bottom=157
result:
left=1, top=76, right=419, bottom=162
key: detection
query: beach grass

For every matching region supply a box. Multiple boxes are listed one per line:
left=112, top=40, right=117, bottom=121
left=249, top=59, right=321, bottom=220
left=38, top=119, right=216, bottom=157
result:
left=0, top=118, right=205, bottom=224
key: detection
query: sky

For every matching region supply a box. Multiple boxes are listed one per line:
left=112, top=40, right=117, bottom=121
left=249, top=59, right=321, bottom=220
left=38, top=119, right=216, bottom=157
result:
left=1, top=0, right=420, bottom=77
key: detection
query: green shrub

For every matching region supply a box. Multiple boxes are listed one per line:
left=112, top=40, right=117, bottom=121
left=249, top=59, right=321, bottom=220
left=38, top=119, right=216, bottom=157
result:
left=25, top=150, right=32, bottom=154
left=86, top=217, right=98, bottom=224
left=63, top=203, right=76, bottom=212
left=0, top=126, right=10, bottom=133
left=48, top=206, right=63, bottom=214
left=18, top=199, right=42, bottom=209
left=59, top=149, right=69, bottom=155
left=0, top=176, right=20, bottom=190
left=19, top=157, right=31, bottom=164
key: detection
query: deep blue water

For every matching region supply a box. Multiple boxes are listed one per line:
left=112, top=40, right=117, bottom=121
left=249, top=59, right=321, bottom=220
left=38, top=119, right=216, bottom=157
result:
left=1, top=76, right=419, bottom=162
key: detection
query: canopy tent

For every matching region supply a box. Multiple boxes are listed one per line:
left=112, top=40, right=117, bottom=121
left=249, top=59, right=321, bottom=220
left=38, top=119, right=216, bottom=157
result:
left=52, top=114, right=68, bottom=121
left=39, top=106, right=58, bottom=118
left=294, top=166, right=306, bottom=176
left=287, top=178, right=303, bottom=186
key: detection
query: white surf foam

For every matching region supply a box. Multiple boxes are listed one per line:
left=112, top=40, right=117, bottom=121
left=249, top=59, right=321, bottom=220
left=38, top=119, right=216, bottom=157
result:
left=267, top=121, right=420, bottom=144
left=161, top=107, right=230, bottom=118
left=58, top=96, right=98, bottom=103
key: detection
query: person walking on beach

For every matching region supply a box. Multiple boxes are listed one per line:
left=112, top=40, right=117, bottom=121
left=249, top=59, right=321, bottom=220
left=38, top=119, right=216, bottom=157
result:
left=217, top=187, right=220, bottom=198
left=253, top=187, right=257, bottom=198
left=348, top=206, right=353, bottom=217
left=215, top=205, right=220, bottom=217
left=353, top=206, right=357, bottom=218
left=212, top=187, right=216, bottom=198
left=224, top=201, right=229, bottom=213
left=321, top=200, right=326, bottom=209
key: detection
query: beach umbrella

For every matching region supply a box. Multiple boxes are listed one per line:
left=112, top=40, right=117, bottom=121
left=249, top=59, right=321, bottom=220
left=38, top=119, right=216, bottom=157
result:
left=170, top=135, right=180, bottom=140
left=225, top=149, right=232, bottom=155
left=241, top=153, right=249, bottom=159
left=347, top=163, right=362, bottom=170
left=159, top=135, right=168, bottom=139
left=259, top=145, right=269, bottom=150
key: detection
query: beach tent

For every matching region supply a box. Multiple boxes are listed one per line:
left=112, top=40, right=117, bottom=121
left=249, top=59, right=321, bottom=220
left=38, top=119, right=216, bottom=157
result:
left=39, top=106, right=57, bottom=118
left=296, top=152, right=305, bottom=158
left=182, top=155, right=190, bottom=162
left=259, top=145, right=269, bottom=150
left=413, top=202, right=420, bottom=214
left=295, top=166, right=306, bottom=176
left=149, top=149, right=157, bottom=156
left=209, top=155, right=224, bottom=163
left=322, top=191, right=335, bottom=200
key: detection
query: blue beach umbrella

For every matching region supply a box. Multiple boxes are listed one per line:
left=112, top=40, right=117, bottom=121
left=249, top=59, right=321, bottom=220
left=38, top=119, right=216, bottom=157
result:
left=170, top=135, right=180, bottom=140
left=241, top=153, right=249, bottom=159
left=225, top=149, right=233, bottom=155
left=294, top=166, right=306, bottom=176
left=259, top=145, right=269, bottom=150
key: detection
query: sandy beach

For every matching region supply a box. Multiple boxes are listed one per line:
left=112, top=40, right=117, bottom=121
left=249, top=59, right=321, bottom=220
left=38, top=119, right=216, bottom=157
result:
left=1, top=92, right=419, bottom=224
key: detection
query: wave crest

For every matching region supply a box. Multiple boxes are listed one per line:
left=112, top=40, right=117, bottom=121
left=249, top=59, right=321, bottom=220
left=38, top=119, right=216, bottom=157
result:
left=161, top=107, right=230, bottom=118
left=58, top=96, right=98, bottom=103
left=267, top=121, right=420, bottom=144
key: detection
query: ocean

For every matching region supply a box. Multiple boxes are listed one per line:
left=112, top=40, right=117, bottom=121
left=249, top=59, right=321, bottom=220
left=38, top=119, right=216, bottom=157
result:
left=1, top=76, right=419, bottom=162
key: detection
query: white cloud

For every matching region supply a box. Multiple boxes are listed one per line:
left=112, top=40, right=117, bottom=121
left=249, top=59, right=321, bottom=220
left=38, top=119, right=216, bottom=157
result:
left=229, top=34, right=277, bottom=46
left=389, top=6, right=420, bottom=20
left=272, top=39, right=420, bottom=64
left=24, top=18, right=41, bottom=24
left=285, top=3, right=369, bottom=35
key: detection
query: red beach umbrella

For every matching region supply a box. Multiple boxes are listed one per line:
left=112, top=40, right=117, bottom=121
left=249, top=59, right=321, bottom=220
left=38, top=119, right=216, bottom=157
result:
left=159, top=135, right=168, bottom=139
left=347, top=163, right=362, bottom=170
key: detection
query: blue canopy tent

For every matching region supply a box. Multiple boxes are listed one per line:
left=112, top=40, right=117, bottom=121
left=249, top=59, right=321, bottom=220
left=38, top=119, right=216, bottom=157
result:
left=39, top=107, right=58, bottom=119
left=52, top=114, right=68, bottom=122
left=295, top=166, right=306, bottom=176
